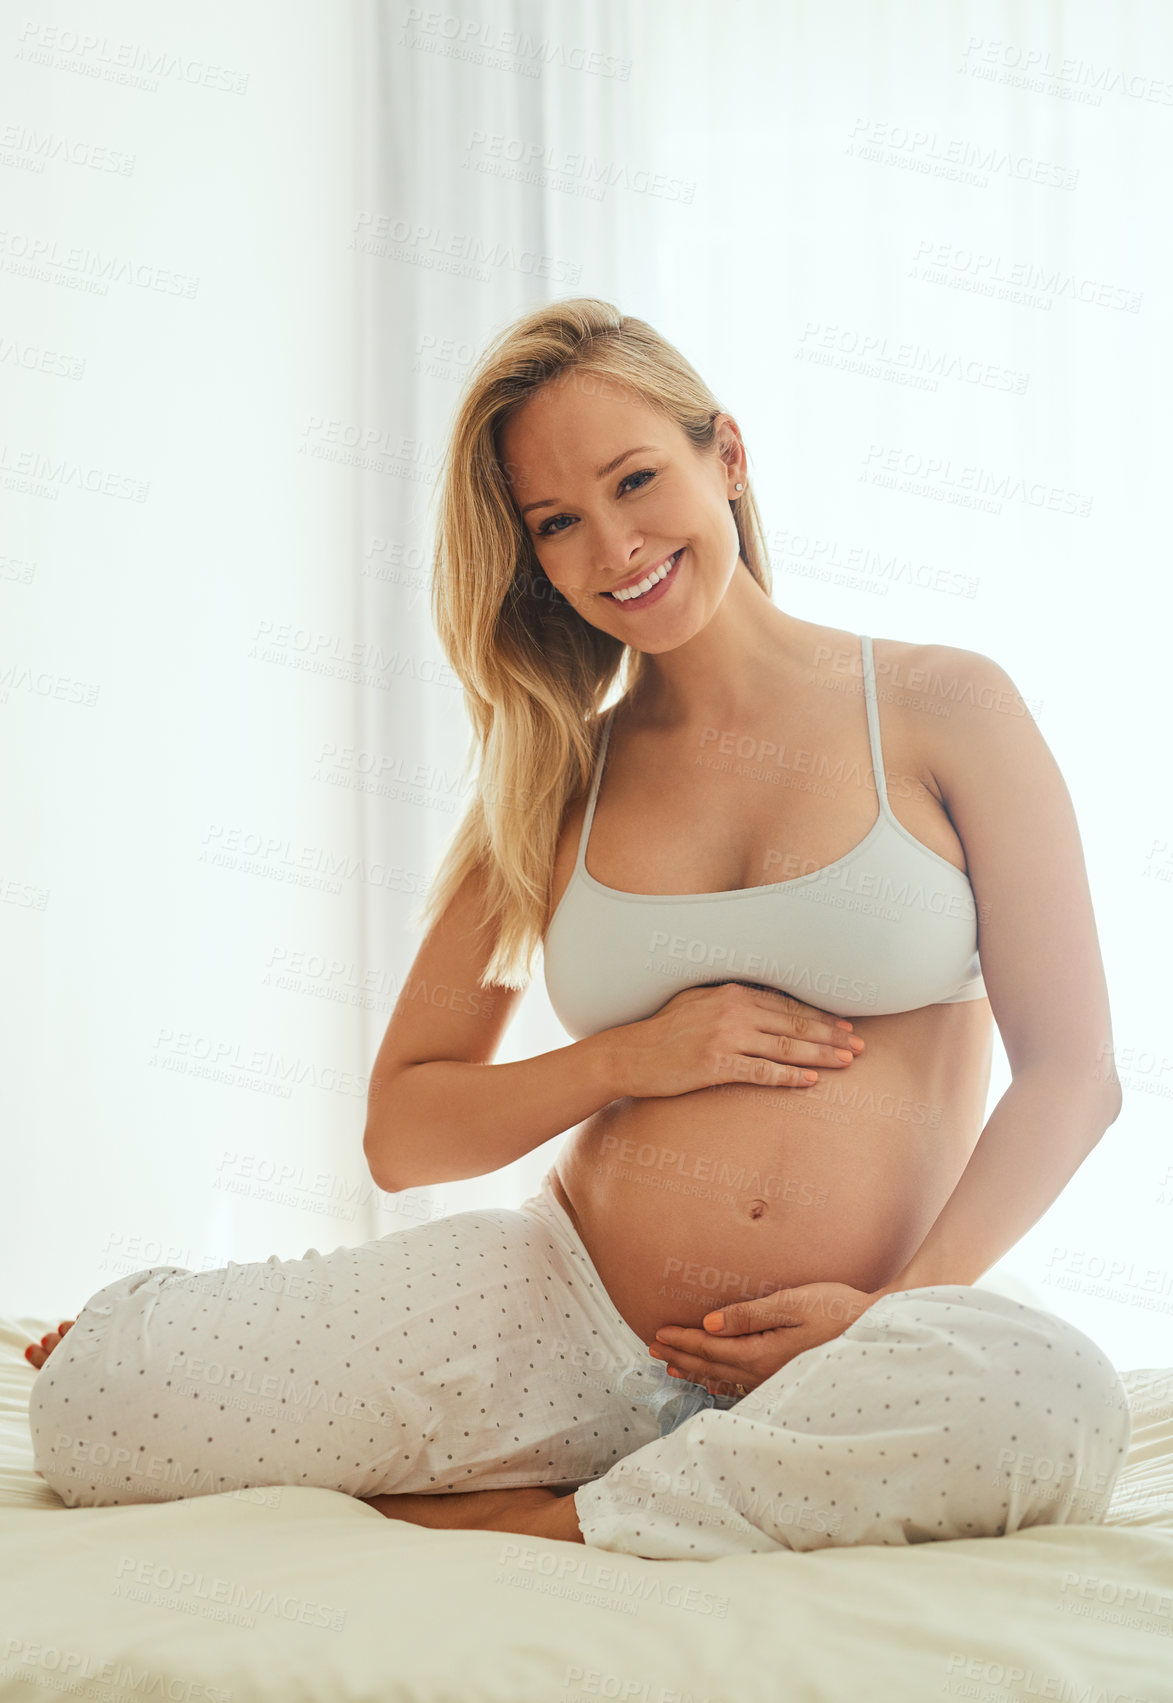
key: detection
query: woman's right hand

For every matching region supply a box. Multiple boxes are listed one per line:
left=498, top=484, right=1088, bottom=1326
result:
left=606, top=981, right=865, bottom=1100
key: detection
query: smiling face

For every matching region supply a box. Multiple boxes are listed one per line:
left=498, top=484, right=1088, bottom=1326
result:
left=499, top=373, right=747, bottom=654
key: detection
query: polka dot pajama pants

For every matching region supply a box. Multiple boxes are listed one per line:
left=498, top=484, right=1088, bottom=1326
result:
left=28, top=1171, right=1132, bottom=1559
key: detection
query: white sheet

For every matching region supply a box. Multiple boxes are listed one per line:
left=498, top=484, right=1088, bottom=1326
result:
left=3, top=1310, right=1171, bottom=1703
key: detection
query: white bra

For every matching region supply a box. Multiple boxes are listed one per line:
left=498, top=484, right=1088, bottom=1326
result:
left=543, top=634, right=987, bottom=1037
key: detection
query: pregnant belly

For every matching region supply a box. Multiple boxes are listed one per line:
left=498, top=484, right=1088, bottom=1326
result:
left=553, top=1007, right=992, bottom=1347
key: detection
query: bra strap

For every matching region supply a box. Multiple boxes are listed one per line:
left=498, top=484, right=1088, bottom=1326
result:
left=861, top=636, right=891, bottom=813
left=576, top=704, right=617, bottom=874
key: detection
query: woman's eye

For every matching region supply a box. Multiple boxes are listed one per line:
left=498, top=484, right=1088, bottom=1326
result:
left=537, top=468, right=657, bottom=537
left=620, top=468, right=657, bottom=494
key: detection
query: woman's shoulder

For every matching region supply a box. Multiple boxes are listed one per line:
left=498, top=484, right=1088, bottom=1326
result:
left=867, top=632, right=1018, bottom=703
left=855, top=628, right=1008, bottom=690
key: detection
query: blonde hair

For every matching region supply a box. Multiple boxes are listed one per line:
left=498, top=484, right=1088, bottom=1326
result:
left=409, top=297, right=774, bottom=990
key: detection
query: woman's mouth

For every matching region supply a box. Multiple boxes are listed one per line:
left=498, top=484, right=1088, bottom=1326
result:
left=603, top=548, right=684, bottom=609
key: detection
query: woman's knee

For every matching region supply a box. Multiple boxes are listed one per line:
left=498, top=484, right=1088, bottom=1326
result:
left=912, top=1289, right=1133, bottom=1528
left=998, top=1319, right=1131, bottom=1527
left=844, top=1287, right=1132, bottom=1522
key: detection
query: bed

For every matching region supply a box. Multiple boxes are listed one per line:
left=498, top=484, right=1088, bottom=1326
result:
left=3, top=1306, right=1171, bottom=1703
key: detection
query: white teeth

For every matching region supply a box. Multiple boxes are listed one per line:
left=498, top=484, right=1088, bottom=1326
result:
left=611, top=550, right=679, bottom=602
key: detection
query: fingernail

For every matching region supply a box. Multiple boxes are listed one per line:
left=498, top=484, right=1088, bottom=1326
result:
left=703, top=1312, right=724, bottom=1331
left=24, top=1345, right=35, bottom=1362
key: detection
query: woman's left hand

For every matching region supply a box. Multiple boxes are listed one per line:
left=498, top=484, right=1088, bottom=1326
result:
left=649, top=1281, right=887, bottom=1397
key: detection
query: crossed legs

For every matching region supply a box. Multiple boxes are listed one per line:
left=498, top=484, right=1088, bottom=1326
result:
left=370, top=1286, right=1132, bottom=1560
left=26, top=1221, right=1130, bottom=1557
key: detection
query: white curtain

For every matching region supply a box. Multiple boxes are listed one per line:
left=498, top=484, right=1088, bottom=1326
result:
left=4, top=1, right=1168, bottom=1372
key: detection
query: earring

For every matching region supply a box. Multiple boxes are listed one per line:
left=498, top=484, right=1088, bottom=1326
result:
left=734, top=482, right=743, bottom=491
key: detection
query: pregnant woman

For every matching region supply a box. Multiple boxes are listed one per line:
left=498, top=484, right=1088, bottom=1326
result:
left=27, top=299, right=1130, bottom=1560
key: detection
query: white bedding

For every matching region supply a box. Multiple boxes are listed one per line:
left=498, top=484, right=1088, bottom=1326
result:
left=3, top=1309, right=1171, bottom=1703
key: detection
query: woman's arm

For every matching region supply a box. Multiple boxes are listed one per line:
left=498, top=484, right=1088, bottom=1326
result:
left=366, top=1037, right=622, bottom=1191
left=871, top=642, right=1122, bottom=1290
left=363, top=857, right=627, bottom=1191
left=874, top=1066, right=1119, bottom=1294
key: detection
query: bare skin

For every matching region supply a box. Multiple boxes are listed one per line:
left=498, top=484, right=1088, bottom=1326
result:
left=502, top=382, right=995, bottom=1351
left=25, top=1322, right=71, bottom=1370
left=360, top=1485, right=585, bottom=1542
left=543, top=617, right=994, bottom=1347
